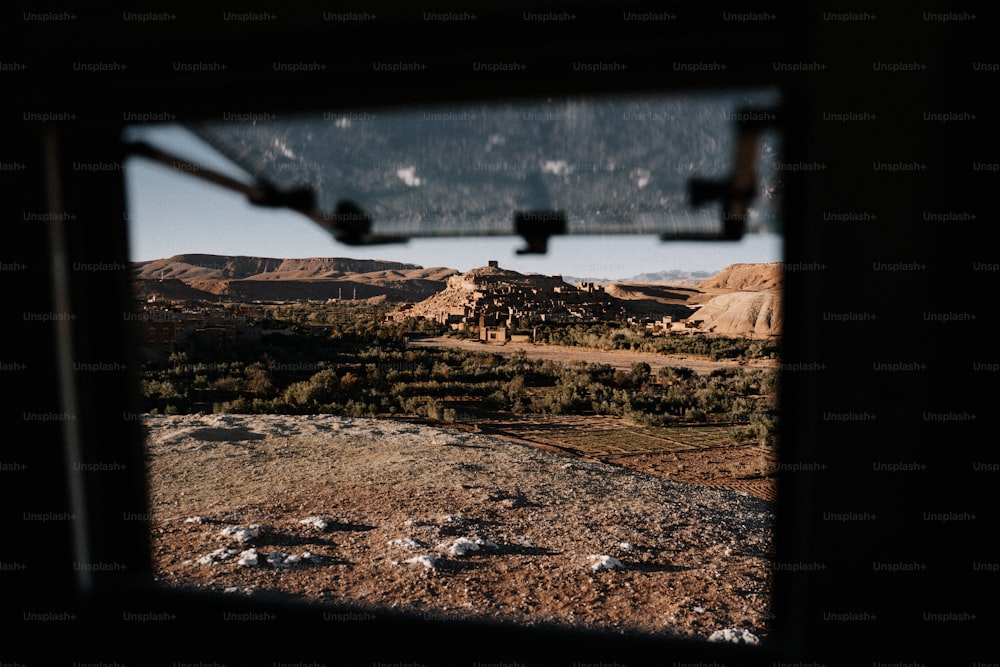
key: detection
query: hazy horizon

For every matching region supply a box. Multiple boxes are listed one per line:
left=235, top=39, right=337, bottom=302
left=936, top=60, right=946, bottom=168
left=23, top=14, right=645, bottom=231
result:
left=129, top=233, right=781, bottom=281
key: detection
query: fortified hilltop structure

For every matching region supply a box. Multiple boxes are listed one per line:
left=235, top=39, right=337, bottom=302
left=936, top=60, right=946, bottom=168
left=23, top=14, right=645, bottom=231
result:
left=389, top=261, right=628, bottom=334
left=391, top=260, right=783, bottom=340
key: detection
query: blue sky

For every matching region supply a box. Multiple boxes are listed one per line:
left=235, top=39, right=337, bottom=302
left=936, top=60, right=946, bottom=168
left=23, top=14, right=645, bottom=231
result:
left=123, top=124, right=782, bottom=279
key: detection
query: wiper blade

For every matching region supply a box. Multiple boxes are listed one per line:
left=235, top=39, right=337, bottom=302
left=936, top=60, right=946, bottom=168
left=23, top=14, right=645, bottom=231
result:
left=123, top=140, right=407, bottom=246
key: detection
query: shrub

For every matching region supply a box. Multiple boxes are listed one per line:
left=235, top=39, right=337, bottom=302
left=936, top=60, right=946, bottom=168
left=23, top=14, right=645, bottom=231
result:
left=213, top=397, right=250, bottom=413
left=208, top=375, right=244, bottom=392
left=142, top=379, right=181, bottom=400
left=340, top=371, right=360, bottom=392
left=424, top=399, right=443, bottom=421
left=684, top=408, right=707, bottom=422
left=244, top=364, right=273, bottom=395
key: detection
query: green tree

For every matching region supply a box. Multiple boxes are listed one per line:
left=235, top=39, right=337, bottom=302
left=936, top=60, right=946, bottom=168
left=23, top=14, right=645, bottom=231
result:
left=629, top=361, right=652, bottom=386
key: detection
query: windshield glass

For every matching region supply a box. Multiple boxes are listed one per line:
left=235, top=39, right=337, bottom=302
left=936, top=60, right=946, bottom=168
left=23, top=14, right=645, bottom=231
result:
left=189, top=89, right=781, bottom=238
left=124, top=88, right=783, bottom=643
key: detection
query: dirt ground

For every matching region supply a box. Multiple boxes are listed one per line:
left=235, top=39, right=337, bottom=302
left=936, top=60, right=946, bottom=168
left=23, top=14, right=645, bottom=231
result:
left=447, top=412, right=777, bottom=502
left=407, top=336, right=778, bottom=376
left=605, top=445, right=777, bottom=502
left=144, top=413, right=775, bottom=644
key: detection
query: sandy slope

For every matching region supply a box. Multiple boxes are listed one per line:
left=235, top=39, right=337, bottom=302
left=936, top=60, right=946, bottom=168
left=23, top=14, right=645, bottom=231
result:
left=144, top=413, right=774, bottom=642
left=698, top=263, right=783, bottom=292
left=692, top=291, right=783, bottom=338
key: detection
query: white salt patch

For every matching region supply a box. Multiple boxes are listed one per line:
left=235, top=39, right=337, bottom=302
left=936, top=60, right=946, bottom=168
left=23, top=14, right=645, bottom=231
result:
left=441, top=537, right=497, bottom=556
left=237, top=548, right=260, bottom=567
left=298, top=516, right=331, bottom=531
left=708, top=628, right=760, bottom=645
left=197, top=547, right=238, bottom=565
left=400, top=555, right=438, bottom=570
left=266, top=551, right=314, bottom=568
left=222, top=586, right=257, bottom=595
left=588, top=555, right=624, bottom=571
left=266, top=552, right=289, bottom=567
left=220, top=525, right=261, bottom=543
left=388, top=538, right=422, bottom=550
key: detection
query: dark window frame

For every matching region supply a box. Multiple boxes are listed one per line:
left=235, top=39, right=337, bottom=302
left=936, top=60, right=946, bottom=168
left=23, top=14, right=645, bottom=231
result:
left=12, top=4, right=967, bottom=664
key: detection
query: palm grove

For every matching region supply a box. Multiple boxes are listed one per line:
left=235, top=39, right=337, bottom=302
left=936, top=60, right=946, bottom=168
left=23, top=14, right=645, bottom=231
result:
left=139, top=302, right=778, bottom=447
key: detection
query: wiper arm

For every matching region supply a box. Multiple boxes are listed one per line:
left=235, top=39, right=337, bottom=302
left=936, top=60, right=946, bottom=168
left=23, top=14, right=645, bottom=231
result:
left=326, top=200, right=409, bottom=246
left=514, top=210, right=567, bottom=255
left=123, top=140, right=407, bottom=246
left=664, top=105, right=781, bottom=241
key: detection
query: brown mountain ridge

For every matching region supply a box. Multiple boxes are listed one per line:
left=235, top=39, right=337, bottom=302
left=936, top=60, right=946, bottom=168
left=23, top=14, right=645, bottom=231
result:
left=131, top=254, right=782, bottom=337
left=132, top=254, right=459, bottom=303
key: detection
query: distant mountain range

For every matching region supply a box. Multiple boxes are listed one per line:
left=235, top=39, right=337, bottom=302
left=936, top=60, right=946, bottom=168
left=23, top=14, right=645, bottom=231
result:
left=133, top=254, right=429, bottom=281
left=131, top=254, right=781, bottom=337
left=132, top=255, right=721, bottom=303
left=131, top=254, right=459, bottom=303
left=562, top=269, right=716, bottom=285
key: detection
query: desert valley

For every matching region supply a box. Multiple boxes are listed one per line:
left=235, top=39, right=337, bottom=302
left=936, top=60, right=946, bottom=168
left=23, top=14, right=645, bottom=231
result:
left=132, top=253, right=781, bottom=642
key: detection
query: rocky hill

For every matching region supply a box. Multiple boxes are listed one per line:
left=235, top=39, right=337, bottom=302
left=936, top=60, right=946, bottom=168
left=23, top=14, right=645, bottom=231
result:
left=691, top=291, right=782, bottom=338
left=394, top=263, right=698, bottom=325
left=687, top=262, right=783, bottom=338
left=131, top=254, right=458, bottom=303
left=396, top=266, right=712, bottom=327
left=396, top=261, right=782, bottom=338
left=698, top=262, right=783, bottom=292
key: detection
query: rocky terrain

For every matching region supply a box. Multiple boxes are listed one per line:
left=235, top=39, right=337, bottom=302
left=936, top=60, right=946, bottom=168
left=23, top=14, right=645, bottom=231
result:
left=605, top=262, right=784, bottom=338
left=144, top=413, right=774, bottom=642
left=697, top=262, right=783, bottom=292
left=691, top=290, right=782, bottom=338
left=602, top=282, right=711, bottom=313
left=393, top=261, right=786, bottom=332
left=392, top=263, right=648, bottom=324
left=687, top=262, right=782, bottom=338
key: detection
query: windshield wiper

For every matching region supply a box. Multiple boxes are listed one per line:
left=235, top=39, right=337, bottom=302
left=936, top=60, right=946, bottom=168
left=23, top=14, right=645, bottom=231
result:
left=123, top=140, right=408, bottom=246
left=664, top=105, right=781, bottom=241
